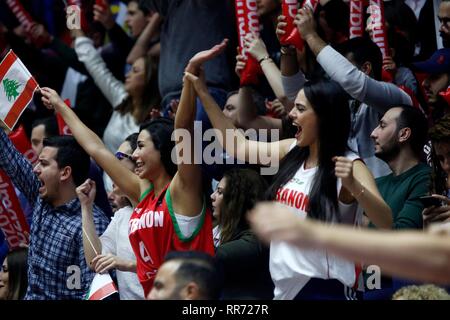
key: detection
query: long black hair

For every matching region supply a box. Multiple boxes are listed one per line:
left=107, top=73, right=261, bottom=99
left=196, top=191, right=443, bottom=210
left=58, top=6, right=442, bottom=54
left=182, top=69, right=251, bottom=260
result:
left=267, top=80, right=351, bottom=222
left=139, top=118, right=177, bottom=177
left=4, top=248, right=28, bottom=300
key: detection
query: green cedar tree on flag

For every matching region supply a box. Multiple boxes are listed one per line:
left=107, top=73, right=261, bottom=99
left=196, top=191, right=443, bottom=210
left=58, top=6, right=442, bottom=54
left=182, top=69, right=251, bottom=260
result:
left=0, top=50, right=38, bottom=129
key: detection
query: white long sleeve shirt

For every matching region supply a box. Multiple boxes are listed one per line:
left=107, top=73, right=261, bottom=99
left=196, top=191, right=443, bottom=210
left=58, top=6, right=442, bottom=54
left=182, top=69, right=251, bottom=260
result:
left=74, top=37, right=139, bottom=152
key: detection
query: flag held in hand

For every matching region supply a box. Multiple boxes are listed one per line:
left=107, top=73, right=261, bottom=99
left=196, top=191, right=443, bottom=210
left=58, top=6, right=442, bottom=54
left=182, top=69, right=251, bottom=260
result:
left=85, top=273, right=119, bottom=300
left=0, top=50, right=38, bottom=130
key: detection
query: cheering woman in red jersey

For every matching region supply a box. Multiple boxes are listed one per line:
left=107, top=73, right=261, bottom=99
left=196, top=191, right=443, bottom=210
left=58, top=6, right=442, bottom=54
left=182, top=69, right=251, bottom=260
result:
left=39, top=42, right=229, bottom=297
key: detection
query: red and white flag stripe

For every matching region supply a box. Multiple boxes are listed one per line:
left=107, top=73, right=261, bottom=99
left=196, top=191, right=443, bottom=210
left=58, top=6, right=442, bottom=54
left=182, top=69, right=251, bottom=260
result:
left=0, top=50, right=38, bottom=130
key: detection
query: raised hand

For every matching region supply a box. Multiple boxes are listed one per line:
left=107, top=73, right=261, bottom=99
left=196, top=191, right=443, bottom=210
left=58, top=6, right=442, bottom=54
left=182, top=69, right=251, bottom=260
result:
left=28, top=23, right=52, bottom=47
left=93, top=0, right=115, bottom=30
left=382, top=56, right=397, bottom=72
left=333, top=156, right=355, bottom=191
left=76, top=179, right=97, bottom=208
left=243, top=33, right=269, bottom=62
left=167, top=99, right=180, bottom=120
left=184, top=70, right=208, bottom=95
left=40, top=87, right=65, bottom=111
left=235, top=50, right=247, bottom=79
left=267, top=99, right=287, bottom=118
left=185, top=38, right=229, bottom=75
left=276, top=15, right=288, bottom=43
left=294, top=5, right=317, bottom=41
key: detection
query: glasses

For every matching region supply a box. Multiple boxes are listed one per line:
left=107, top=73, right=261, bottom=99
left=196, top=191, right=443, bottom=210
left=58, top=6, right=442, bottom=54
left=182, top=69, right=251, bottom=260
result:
left=115, top=151, right=134, bottom=162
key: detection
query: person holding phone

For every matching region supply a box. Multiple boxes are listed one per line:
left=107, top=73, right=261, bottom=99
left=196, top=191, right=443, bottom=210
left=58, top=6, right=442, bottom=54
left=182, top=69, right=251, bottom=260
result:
left=423, top=114, right=450, bottom=225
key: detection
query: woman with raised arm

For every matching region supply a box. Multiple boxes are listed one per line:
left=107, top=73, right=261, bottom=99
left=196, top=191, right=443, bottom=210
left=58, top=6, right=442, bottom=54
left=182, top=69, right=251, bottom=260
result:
left=38, top=42, right=231, bottom=297
left=71, top=28, right=159, bottom=153
left=184, top=63, right=393, bottom=300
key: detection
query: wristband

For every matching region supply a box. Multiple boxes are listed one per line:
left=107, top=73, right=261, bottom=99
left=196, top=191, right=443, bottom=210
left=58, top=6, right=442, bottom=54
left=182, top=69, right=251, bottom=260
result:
left=258, top=55, right=270, bottom=64
left=351, top=183, right=365, bottom=198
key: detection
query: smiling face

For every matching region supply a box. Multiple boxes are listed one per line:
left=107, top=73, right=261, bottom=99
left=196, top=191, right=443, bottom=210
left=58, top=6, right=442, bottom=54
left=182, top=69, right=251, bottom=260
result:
left=0, top=258, right=8, bottom=300
left=210, top=177, right=227, bottom=220
left=124, top=57, right=146, bottom=97
left=289, top=90, right=319, bottom=147
left=133, top=130, right=164, bottom=180
left=370, top=108, right=402, bottom=162
left=422, top=73, right=450, bottom=105
left=32, top=146, right=64, bottom=204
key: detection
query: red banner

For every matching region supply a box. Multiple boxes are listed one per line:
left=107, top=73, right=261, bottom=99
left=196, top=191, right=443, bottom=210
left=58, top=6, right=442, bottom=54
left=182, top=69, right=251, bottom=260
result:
left=349, top=0, right=365, bottom=39
left=5, top=0, right=35, bottom=33
left=235, top=0, right=262, bottom=86
left=368, top=0, right=389, bottom=58
left=56, top=99, right=73, bottom=136
left=95, top=0, right=108, bottom=11
left=280, top=0, right=298, bottom=45
left=4, top=0, right=52, bottom=48
left=8, top=126, right=38, bottom=166
left=0, top=125, right=39, bottom=248
left=0, top=172, right=29, bottom=249
left=285, top=0, right=318, bottom=51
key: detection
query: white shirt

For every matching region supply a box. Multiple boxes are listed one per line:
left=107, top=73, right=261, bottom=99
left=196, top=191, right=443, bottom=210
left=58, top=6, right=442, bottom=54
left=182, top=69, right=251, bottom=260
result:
left=100, top=206, right=144, bottom=300
left=270, top=145, right=363, bottom=299
left=74, top=37, right=139, bottom=153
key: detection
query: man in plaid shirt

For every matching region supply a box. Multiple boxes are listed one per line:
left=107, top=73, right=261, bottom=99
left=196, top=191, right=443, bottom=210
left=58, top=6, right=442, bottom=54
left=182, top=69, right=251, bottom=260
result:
left=0, top=130, right=110, bottom=299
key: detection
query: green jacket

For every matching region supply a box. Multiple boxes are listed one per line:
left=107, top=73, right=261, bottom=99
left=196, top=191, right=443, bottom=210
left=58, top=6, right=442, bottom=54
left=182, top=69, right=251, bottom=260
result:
left=372, top=163, right=431, bottom=229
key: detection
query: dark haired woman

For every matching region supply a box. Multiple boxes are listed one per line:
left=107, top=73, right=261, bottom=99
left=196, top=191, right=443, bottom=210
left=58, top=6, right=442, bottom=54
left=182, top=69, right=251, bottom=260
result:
left=184, top=54, right=392, bottom=299
left=0, top=248, right=28, bottom=300
left=211, top=169, right=273, bottom=299
left=38, top=43, right=229, bottom=297
left=72, top=29, right=160, bottom=152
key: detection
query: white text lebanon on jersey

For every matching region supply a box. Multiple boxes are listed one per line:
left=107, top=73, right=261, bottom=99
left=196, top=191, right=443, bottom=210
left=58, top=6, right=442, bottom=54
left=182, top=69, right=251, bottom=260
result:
left=129, top=209, right=164, bottom=234
left=276, top=187, right=309, bottom=211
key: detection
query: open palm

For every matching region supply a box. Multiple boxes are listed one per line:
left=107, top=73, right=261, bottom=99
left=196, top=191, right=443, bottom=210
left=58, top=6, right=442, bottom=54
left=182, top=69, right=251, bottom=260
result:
left=185, top=39, right=229, bottom=75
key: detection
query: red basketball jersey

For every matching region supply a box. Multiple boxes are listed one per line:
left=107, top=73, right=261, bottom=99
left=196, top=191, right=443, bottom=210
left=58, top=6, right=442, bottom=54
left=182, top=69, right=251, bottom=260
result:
left=128, top=183, right=214, bottom=296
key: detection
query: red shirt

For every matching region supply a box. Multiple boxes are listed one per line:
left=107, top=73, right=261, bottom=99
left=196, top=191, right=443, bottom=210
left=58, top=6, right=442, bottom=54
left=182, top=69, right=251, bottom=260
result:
left=128, top=183, right=214, bottom=296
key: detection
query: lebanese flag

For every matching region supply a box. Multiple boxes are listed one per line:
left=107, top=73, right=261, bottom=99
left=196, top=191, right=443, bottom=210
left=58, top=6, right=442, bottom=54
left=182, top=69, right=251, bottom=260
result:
left=85, top=273, right=118, bottom=300
left=56, top=99, right=73, bottom=136
left=0, top=50, right=38, bottom=130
